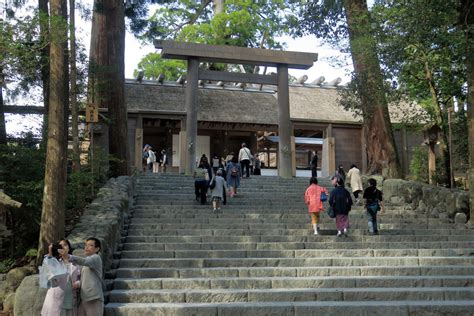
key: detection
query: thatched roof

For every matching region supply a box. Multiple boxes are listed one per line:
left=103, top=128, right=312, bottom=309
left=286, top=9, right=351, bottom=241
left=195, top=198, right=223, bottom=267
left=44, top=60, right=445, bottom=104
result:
left=125, top=80, right=426, bottom=125
left=288, top=86, right=359, bottom=123
left=126, top=82, right=278, bottom=124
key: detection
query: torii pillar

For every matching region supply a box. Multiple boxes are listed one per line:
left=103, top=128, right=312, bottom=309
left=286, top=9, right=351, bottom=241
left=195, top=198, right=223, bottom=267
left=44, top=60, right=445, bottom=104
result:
left=155, top=40, right=318, bottom=178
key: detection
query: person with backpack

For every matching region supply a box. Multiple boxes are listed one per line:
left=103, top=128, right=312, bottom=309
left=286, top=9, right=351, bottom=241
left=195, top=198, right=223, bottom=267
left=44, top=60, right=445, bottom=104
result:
left=209, top=169, right=227, bottom=213
left=304, top=177, right=328, bottom=235
left=226, top=156, right=241, bottom=197
left=363, top=178, right=385, bottom=235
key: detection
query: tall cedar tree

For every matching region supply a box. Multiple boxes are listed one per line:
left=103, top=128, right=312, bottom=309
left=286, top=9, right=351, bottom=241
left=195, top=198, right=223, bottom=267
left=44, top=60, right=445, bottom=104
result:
left=70, top=0, right=80, bottom=171
left=37, top=0, right=69, bottom=260
left=343, top=0, right=401, bottom=177
left=460, top=0, right=474, bottom=223
left=89, top=0, right=129, bottom=177
left=39, top=0, right=50, bottom=123
left=0, top=69, right=6, bottom=144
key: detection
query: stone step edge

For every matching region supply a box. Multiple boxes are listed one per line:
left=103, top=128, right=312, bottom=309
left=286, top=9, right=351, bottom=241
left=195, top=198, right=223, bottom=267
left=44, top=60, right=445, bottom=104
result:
left=114, top=264, right=474, bottom=272
left=118, top=255, right=474, bottom=261
left=109, top=286, right=474, bottom=294
left=113, top=275, right=474, bottom=282
left=105, top=300, right=474, bottom=309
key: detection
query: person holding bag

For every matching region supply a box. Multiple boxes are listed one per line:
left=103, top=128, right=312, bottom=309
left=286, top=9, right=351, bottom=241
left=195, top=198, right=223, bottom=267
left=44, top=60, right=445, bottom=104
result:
left=328, top=177, right=353, bottom=237
left=62, top=237, right=104, bottom=316
left=304, top=177, right=328, bottom=235
left=363, top=178, right=385, bottom=235
left=41, top=239, right=81, bottom=316
left=209, top=169, right=227, bottom=213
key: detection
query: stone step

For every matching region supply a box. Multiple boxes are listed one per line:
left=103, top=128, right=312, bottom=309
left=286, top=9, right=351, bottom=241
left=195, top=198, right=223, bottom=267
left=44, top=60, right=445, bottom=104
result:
left=124, top=234, right=474, bottom=244
left=117, top=248, right=474, bottom=259
left=129, top=212, right=440, bottom=221
left=123, top=228, right=471, bottom=236
left=117, top=256, right=474, bottom=269
left=127, top=216, right=441, bottom=224
left=104, top=300, right=474, bottom=316
left=126, top=223, right=457, bottom=231
left=121, top=241, right=474, bottom=251
left=114, top=265, right=474, bottom=278
left=130, top=208, right=425, bottom=215
left=108, top=286, right=474, bottom=304
left=111, top=275, right=474, bottom=290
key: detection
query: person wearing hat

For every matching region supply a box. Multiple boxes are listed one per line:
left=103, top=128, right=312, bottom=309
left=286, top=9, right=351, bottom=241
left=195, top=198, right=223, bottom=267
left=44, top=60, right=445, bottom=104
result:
left=238, top=142, right=253, bottom=178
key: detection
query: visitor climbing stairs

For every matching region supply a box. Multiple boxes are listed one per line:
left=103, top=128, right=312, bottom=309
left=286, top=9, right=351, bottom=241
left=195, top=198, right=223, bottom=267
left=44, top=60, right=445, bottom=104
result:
left=104, top=173, right=474, bottom=315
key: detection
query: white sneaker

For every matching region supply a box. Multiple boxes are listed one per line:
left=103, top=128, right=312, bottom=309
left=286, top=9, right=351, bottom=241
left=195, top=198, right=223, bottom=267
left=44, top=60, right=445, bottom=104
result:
left=343, top=228, right=348, bottom=237
left=314, top=230, right=319, bottom=235
left=337, top=231, right=342, bottom=237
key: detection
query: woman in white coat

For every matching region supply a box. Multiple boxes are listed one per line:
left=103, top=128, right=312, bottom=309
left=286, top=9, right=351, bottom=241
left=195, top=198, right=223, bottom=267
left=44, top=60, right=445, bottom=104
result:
left=41, top=239, right=81, bottom=316
left=346, top=164, right=363, bottom=203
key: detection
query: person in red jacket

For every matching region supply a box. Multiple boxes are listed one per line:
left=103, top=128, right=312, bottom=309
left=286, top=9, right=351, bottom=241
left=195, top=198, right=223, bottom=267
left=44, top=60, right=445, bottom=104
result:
left=304, top=177, right=328, bottom=235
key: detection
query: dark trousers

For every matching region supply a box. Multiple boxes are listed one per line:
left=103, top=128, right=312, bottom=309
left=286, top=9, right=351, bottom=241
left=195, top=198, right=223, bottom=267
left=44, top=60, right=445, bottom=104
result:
left=367, top=209, right=378, bottom=233
left=241, top=159, right=250, bottom=177
left=311, top=168, right=317, bottom=178
left=194, top=180, right=208, bottom=204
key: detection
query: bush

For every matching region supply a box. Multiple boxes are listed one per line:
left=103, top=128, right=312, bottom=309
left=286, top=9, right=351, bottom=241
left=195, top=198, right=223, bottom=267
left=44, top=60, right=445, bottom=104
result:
left=409, top=146, right=429, bottom=182
left=409, top=145, right=449, bottom=185
left=0, top=143, right=110, bottom=261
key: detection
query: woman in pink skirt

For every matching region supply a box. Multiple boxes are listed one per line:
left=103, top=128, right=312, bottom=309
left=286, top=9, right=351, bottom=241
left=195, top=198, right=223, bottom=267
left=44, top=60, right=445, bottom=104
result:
left=328, top=177, right=353, bottom=237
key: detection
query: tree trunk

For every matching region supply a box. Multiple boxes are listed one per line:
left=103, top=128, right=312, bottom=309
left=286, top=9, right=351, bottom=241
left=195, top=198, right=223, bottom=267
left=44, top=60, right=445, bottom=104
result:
left=343, top=0, right=401, bottom=178
left=423, top=60, right=451, bottom=186
left=39, top=0, right=50, bottom=126
left=213, top=0, right=224, bottom=14
left=0, top=70, right=7, bottom=145
left=88, top=0, right=129, bottom=177
left=70, top=0, right=80, bottom=171
left=461, top=0, right=474, bottom=225
left=37, top=0, right=69, bottom=261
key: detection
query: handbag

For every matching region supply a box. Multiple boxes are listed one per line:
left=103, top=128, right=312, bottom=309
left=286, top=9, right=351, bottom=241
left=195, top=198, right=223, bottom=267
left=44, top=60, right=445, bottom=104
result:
left=209, top=177, right=216, bottom=189
left=320, top=191, right=328, bottom=202
left=327, top=206, right=336, bottom=218
left=39, top=256, right=67, bottom=288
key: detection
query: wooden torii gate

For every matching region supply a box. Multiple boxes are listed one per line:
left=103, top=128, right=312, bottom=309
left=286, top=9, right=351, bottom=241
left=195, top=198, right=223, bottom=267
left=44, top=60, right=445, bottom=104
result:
left=154, top=40, right=318, bottom=178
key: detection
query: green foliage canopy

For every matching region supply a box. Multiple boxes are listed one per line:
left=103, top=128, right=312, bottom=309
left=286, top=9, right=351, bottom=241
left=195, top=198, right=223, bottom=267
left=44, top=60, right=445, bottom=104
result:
left=133, top=0, right=299, bottom=80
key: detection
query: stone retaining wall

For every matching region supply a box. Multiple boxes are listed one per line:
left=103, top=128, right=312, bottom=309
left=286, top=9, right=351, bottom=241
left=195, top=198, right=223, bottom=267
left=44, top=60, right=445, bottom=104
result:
left=12, top=175, right=136, bottom=316
left=382, top=179, right=470, bottom=222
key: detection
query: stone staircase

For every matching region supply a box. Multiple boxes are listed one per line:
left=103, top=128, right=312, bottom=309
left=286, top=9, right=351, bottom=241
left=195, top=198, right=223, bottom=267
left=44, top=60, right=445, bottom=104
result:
left=104, top=173, right=474, bottom=315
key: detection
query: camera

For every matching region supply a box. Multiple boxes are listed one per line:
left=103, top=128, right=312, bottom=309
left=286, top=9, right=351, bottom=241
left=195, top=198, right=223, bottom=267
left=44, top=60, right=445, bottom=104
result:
left=51, top=243, right=63, bottom=259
